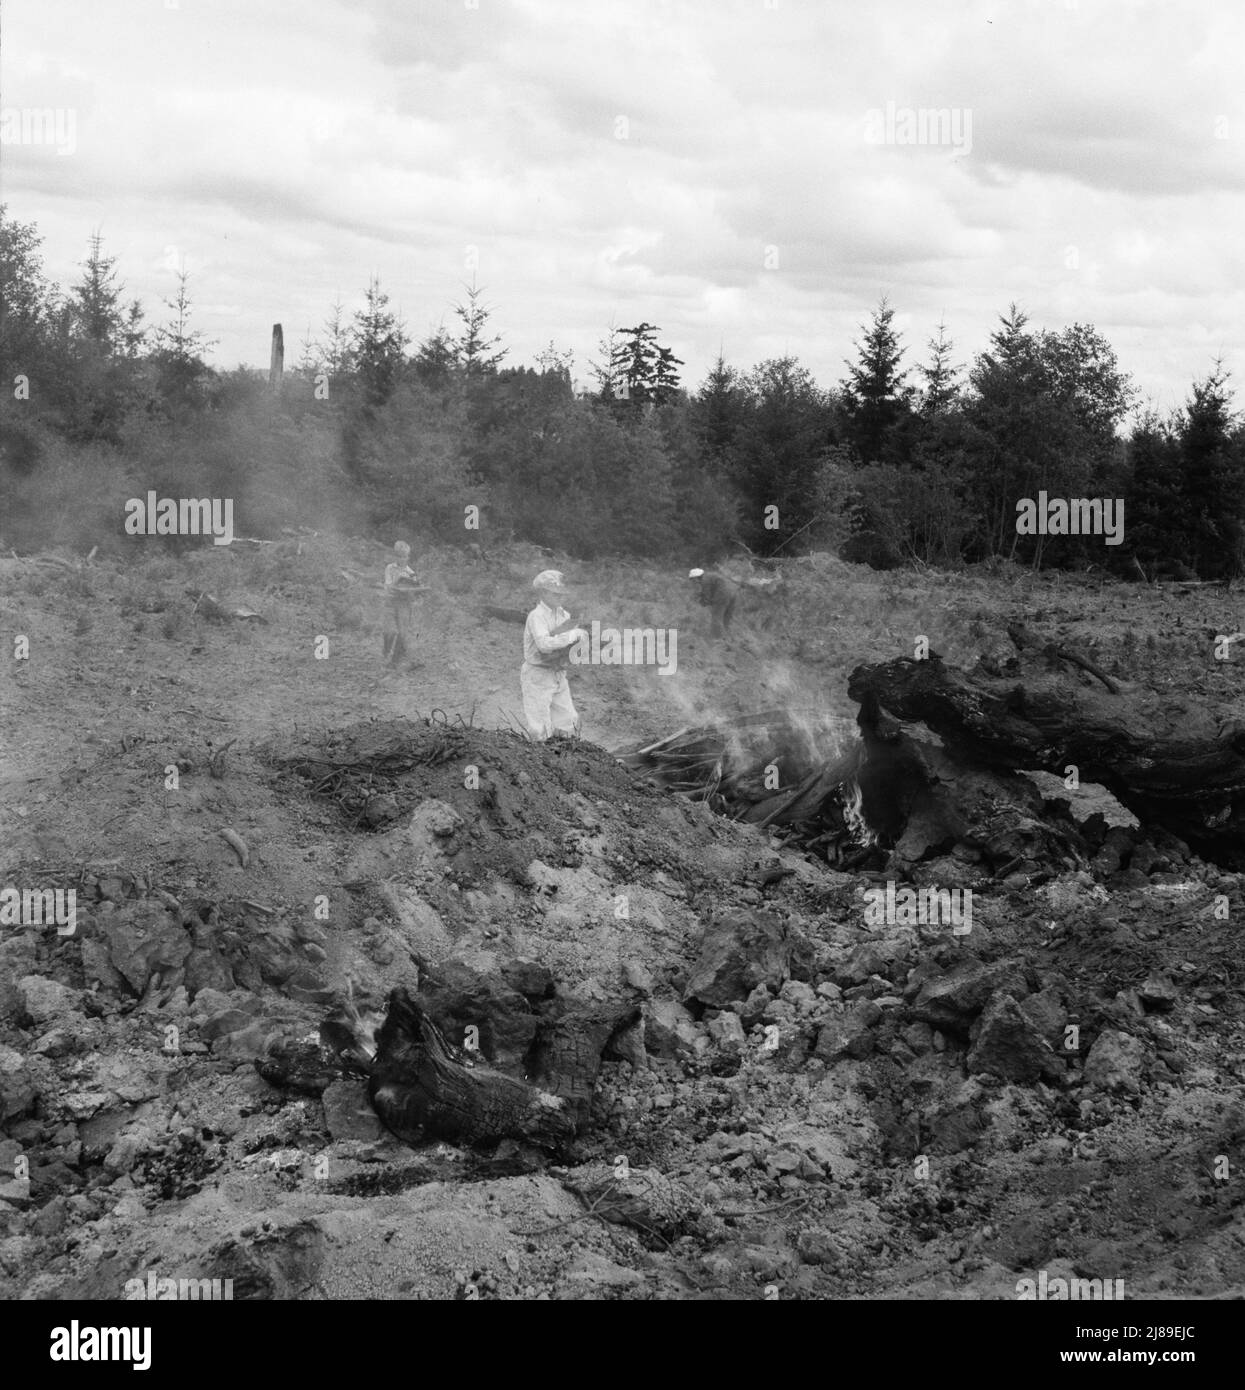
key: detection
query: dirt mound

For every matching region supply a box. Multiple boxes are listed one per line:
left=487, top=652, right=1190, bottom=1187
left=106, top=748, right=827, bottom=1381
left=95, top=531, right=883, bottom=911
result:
left=5, top=545, right=1245, bottom=1300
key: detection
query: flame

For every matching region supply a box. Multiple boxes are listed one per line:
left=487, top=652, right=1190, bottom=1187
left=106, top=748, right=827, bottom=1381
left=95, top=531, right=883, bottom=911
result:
left=841, top=778, right=878, bottom=847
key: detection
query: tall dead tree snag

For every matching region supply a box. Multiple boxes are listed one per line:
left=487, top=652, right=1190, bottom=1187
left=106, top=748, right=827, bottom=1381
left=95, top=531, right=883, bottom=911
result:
left=269, top=323, right=284, bottom=392
left=848, top=648, right=1245, bottom=869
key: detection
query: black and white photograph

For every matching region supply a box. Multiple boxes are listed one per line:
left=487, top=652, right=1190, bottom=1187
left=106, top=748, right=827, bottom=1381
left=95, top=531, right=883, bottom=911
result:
left=1, top=0, right=1243, bottom=1349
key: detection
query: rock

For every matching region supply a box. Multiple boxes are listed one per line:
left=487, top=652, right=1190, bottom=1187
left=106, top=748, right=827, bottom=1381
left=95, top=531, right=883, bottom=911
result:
left=182, top=920, right=236, bottom=997
left=1139, top=974, right=1178, bottom=1012
left=706, top=1130, right=757, bottom=1161
left=0, top=1049, right=37, bottom=1123
left=621, top=961, right=655, bottom=996
left=17, top=976, right=81, bottom=1026
left=910, top=958, right=1029, bottom=1036
left=644, top=1000, right=708, bottom=1059
left=840, top=945, right=886, bottom=987
left=284, top=966, right=334, bottom=1005
left=766, top=1148, right=803, bottom=1176
left=797, top=1228, right=840, bottom=1266
left=77, top=933, right=131, bottom=992
left=31, top=1029, right=79, bottom=1058
left=1017, top=988, right=1067, bottom=1047
left=602, top=1016, right=647, bottom=1070
left=321, top=1078, right=384, bottom=1142
left=412, top=799, right=463, bottom=838
left=363, top=793, right=399, bottom=827
left=377, top=885, right=452, bottom=967
left=923, top=1089, right=988, bottom=1154
left=812, top=1001, right=882, bottom=1062
left=706, top=1011, right=747, bottom=1055
left=966, top=993, right=1057, bottom=1083
left=104, top=1131, right=152, bottom=1176
left=60, top=1090, right=109, bottom=1121
left=31, top=1195, right=69, bottom=1236
left=685, top=909, right=791, bottom=1008
left=189, top=987, right=234, bottom=1020
left=1091, top=826, right=1135, bottom=877
left=1084, top=1030, right=1146, bottom=1095
left=96, top=1055, right=166, bottom=1103
left=815, top=981, right=842, bottom=1002
left=779, top=980, right=816, bottom=1011
left=0, top=1179, right=31, bottom=1207
left=100, top=903, right=190, bottom=995
left=739, top=984, right=772, bottom=1026
left=902, top=1020, right=935, bottom=1054
left=563, top=1250, right=645, bottom=1289
left=112, top=1192, right=147, bottom=1221
left=500, top=959, right=556, bottom=1002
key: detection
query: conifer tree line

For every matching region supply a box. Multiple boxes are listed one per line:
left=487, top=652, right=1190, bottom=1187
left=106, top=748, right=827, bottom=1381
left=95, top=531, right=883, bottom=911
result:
left=2, top=207, right=1242, bottom=578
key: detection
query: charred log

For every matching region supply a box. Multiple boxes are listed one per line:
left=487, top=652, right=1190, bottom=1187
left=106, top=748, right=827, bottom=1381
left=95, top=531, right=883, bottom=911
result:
left=849, top=654, right=1245, bottom=868
left=368, top=989, right=577, bottom=1149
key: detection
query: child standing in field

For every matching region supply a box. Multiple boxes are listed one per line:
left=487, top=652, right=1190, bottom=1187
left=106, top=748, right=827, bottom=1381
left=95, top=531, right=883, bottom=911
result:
left=381, top=541, right=425, bottom=667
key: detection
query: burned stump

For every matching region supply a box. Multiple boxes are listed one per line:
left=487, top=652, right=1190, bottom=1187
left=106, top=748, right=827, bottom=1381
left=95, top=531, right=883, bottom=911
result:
left=849, top=650, right=1245, bottom=869
left=368, top=990, right=577, bottom=1150
left=304, top=980, right=641, bottom=1152
left=622, top=629, right=1243, bottom=874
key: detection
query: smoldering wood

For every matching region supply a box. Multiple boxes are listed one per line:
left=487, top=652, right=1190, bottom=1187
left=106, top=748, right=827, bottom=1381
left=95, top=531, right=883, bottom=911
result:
left=848, top=649, right=1245, bottom=869
left=622, top=635, right=1245, bottom=872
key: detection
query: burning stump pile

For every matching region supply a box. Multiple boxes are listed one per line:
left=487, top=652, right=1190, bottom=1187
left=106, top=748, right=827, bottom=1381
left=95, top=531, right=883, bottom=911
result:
left=623, top=627, right=1245, bottom=878
left=618, top=709, right=881, bottom=868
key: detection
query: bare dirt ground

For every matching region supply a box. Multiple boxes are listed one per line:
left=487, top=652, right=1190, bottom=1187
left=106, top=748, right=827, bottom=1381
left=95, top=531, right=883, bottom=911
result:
left=1, top=535, right=1243, bottom=1301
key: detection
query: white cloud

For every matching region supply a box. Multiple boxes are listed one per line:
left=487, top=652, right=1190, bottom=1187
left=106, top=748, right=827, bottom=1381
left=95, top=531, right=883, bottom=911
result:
left=2, top=0, right=1241, bottom=406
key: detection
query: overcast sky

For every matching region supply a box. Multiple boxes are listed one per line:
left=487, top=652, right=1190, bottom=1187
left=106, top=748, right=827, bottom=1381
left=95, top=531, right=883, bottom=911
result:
left=3, top=0, right=1242, bottom=413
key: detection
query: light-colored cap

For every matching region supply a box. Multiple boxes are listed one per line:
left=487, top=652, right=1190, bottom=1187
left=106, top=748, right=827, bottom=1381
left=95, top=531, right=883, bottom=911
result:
left=688, top=567, right=705, bottom=578
left=533, top=569, right=568, bottom=592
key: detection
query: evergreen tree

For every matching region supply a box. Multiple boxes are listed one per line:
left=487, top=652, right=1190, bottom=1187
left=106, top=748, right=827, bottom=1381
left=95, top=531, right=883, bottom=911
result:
left=534, top=340, right=575, bottom=381
left=730, top=355, right=834, bottom=552
left=71, top=232, right=125, bottom=348
left=1174, top=362, right=1243, bottom=578
left=411, top=323, right=458, bottom=387
left=692, top=352, right=747, bottom=469
left=150, top=269, right=218, bottom=414
left=0, top=206, right=65, bottom=413
left=600, top=322, right=684, bottom=412
left=964, top=306, right=1133, bottom=562
left=841, top=295, right=914, bottom=464
left=452, top=281, right=507, bottom=374
left=1123, top=408, right=1182, bottom=574
left=350, top=276, right=408, bottom=407
left=917, top=318, right=960, bottom=417
left=589, top=325, right=623, bottom=403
